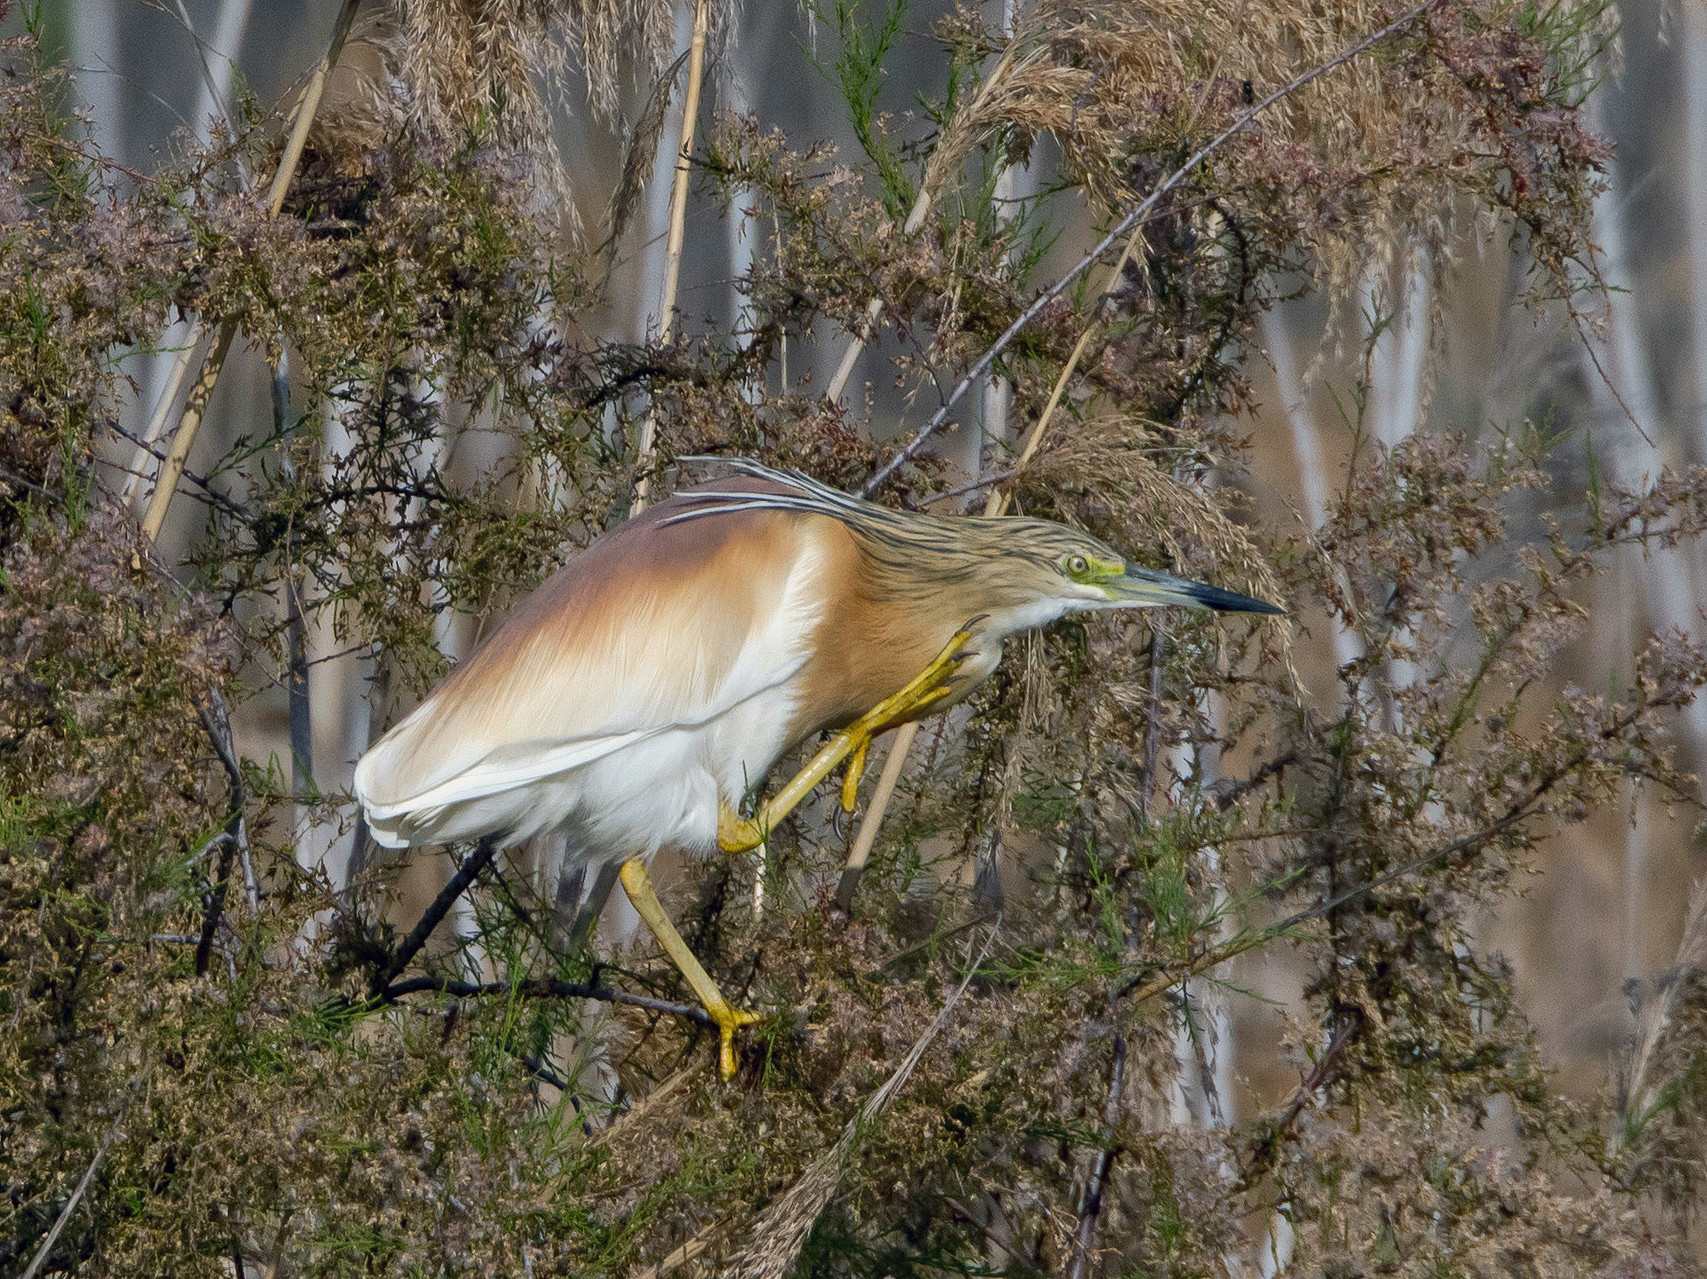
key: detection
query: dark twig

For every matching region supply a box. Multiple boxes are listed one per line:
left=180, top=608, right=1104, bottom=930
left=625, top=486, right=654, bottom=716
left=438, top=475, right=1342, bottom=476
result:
left=942, top=1196, right=1025, bottom=1265
left=1066, top=1034, right=1128, bottom=1279
left=274, top=350, right=314, bottom=798
left=1208, top=750, right=1299, bottom=809
left=195, top=692, right=251, bottom=975
left=20, top=1081, right=137, bottom=1279
left=868, top=912, right=1000, bottom=976
left=912, top=468, right=1016, bottom=508
left=1230, top=1012, right=1363, bottom=1194
left=185, top=830, right=232, bottom=867
left=523, top=1053, right=573, bottom=1092
left=1278, top=1014, right=1360, bottom=1130
left=1139, top=626, right=1167, bottom=821
left=859, top=0, right=1442, bottom=497
left=105, top=417, right=248, bottom=517
left=520, top=1053, right=596, bottom=1137
left=0, top=461, right=60, bottom=503
left=370, top=837, right=502, bottom=994
left=382, top=975, right=715, bottom=1026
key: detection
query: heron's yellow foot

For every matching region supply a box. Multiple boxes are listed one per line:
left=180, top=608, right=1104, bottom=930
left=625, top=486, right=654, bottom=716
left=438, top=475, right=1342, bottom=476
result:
left=840, top=738, right=872, bottom=812
left=618, top=858, right=761, bottom=1080
left=829, top=620, right=977, bottom=804
left=852, top=619, right=980, bottom=738
left=715, top=622, right=980, bottom=853
left=719, top=800, right=765, bottom=854
left=709, top=1003, right=764, bottom=1080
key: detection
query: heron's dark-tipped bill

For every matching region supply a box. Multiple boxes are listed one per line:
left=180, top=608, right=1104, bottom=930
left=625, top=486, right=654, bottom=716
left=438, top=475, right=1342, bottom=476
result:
left=1103, top=567, right=1285, bottom=616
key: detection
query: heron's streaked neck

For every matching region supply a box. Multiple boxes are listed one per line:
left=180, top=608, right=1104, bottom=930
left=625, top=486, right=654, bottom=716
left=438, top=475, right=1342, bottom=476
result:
left=853, top=534, right=1074, bottom=642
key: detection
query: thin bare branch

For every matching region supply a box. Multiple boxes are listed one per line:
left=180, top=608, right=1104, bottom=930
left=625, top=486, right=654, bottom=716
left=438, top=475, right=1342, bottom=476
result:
left=836, top=720, right=917, bottom=914
left=980, top=222, right=1145, bottom=518
left=633, top=0, right=712, bottom=510
left=194, top=691, right=253, bottom=973
left=122, top=327, right=204, bottom=504
left=860, top=0, right=1443, bottom=498
left=20, top=1083, right=136, bottom=1279
left=380, top=975, right=715, bottom=1026
left=1065, top=1034, right=1127, bottom=1279
left=370, top=836, right=501, bottom=994
left=1139, top=626, right=1167, bottom=820
left=140, top=0, right=364, bottom=542
left=718, top=925, right=999, bottom=1279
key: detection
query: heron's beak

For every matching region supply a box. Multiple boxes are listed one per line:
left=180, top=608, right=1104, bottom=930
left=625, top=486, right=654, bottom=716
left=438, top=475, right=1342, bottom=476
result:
left=1100, top=566, right=1284, bottom=616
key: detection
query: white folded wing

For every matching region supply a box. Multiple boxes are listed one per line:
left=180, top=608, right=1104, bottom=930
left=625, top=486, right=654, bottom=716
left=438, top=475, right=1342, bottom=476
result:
left=353, top=502, right=828, bottom=848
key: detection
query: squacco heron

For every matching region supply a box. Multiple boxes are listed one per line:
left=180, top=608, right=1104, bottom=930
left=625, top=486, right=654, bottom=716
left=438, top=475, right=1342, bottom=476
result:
left=354, top=459, right=1280, bottom=1077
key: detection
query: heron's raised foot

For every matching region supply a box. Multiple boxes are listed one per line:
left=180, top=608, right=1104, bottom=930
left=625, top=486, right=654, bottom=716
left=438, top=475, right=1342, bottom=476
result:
left=717, top=622, right=981, bottom=854
left=859, top=617, right=981, bottom=730
left=835, top=618, right=981, bottom=800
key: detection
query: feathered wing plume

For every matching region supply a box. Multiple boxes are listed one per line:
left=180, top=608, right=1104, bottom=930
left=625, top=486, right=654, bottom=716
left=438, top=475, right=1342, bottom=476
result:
left=668, top=457, right=875, bottom=521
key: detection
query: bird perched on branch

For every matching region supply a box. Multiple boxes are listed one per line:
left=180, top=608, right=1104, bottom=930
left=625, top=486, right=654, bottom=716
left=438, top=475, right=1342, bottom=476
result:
left=354, top=458, right=1281, bottom=1078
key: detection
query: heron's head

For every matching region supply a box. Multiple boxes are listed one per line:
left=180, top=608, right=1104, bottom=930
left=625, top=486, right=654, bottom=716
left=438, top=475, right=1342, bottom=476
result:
left=950, top=517, right=1284, bottom=635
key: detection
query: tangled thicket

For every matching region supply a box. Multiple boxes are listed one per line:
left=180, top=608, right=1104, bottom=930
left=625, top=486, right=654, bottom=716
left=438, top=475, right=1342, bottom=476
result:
left=4, top=0, right=1707, bottom=1274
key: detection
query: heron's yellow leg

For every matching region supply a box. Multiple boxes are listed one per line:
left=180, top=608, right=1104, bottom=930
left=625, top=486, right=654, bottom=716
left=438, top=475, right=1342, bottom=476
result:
left=718, top=622, right=977, bottom=853
left=618, top=859, right=760, bottom=1081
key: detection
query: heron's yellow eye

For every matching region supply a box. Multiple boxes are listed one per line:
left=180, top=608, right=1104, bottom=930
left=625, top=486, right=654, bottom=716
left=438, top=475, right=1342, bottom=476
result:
left=1065, top=554, right=1089, bottom=576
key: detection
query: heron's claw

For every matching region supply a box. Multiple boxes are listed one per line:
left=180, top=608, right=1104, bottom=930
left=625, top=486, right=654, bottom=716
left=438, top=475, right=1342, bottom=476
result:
left=841, top=737, right=871, bottom=811
left=852, top=622, right=980, bottom=737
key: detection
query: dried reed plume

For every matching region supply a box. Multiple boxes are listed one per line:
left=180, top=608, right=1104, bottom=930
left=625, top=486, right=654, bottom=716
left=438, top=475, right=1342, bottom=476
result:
left=1616, top=878, right=1707, bottom=1217
left=315, top=0, right=736, bottom=233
